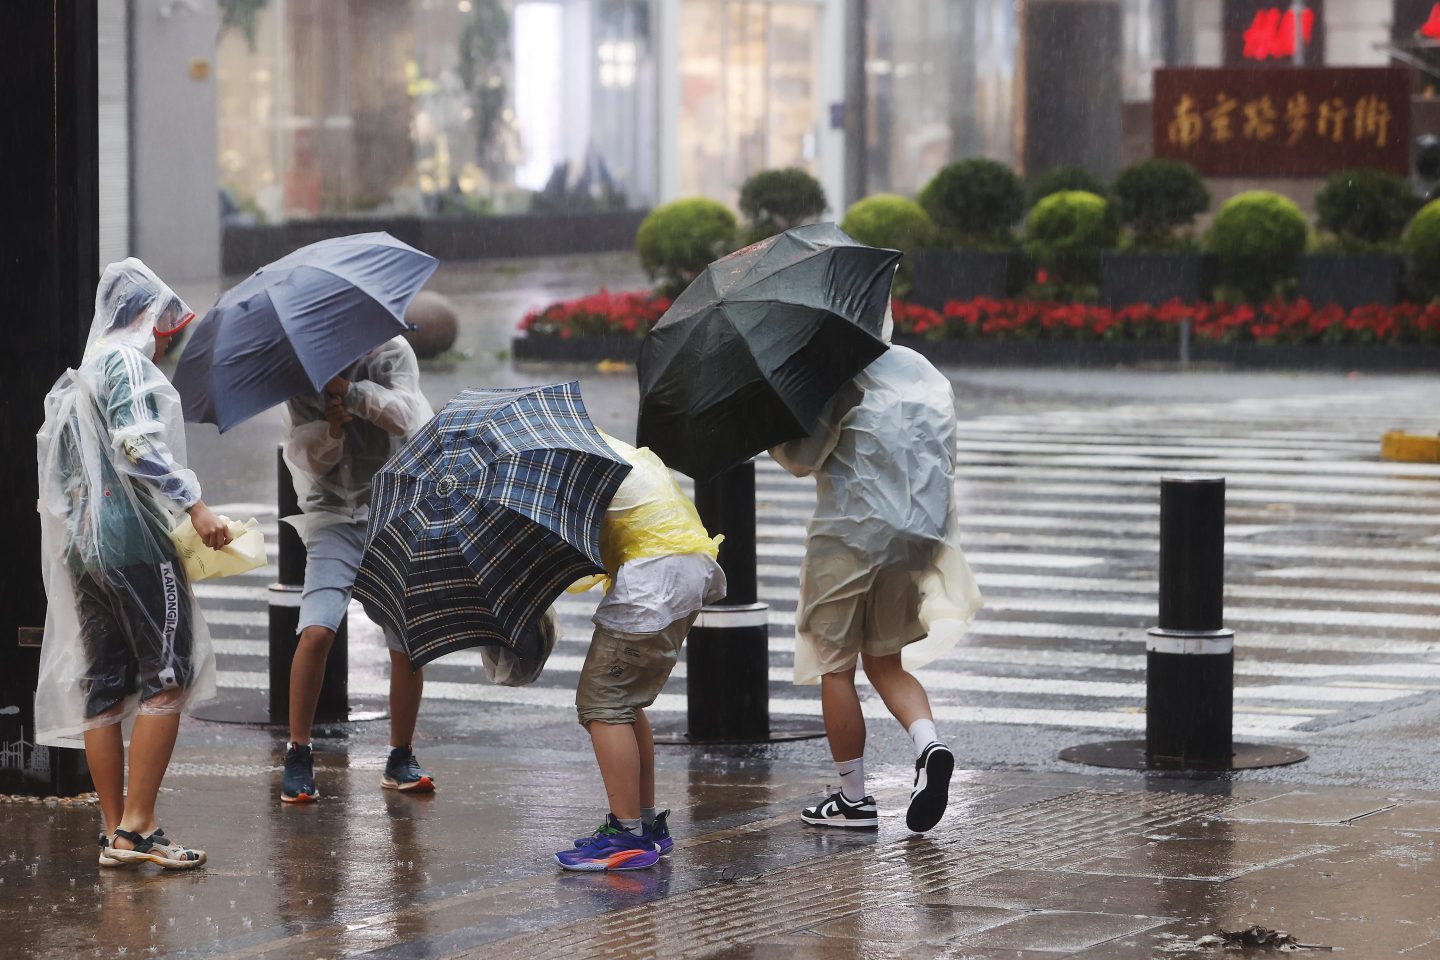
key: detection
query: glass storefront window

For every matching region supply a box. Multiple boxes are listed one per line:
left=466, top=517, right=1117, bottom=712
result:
left=677, top=0, right=823, bottom=204
left=864, top=0, right=1017, bottom=198
left=216, top=0, right=656, bottom=224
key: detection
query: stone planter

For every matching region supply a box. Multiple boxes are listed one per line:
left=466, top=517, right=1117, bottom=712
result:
left=1101, top=252, right=1215, bottom=308
left=511, top=335, right=642, bottom=363
left=222, top=209, right=647, bottom=276
left=514, top=332, right=1440, bottom=371
left=910, top=249, right=1028, bottom=309
left=1297, top=253, right=1403, bottom=310
left=893, top=336, right=1176, bottom=368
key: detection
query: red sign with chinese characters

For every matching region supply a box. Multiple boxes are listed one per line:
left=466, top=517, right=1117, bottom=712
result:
left=1225, top=0, right=1325, bottom=66
left=1153, top=67, right=1410, bottom=177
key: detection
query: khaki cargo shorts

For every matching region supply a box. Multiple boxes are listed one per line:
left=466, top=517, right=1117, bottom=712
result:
left=575, top=615, right=696, bottom=726
left=795, top=565, right=927, bottom=683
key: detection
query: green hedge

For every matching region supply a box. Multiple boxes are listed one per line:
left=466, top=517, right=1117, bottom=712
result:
left=1403, top=199, right=1440, bottom=302
left=1113, top=159, right=1209, bottom=250
left=1024, top=191, right=1119, bottom=296
left=919, top=158, right=1025, bottom=248
left=1205, top=191, right=1309, bottom=302
left=636, top=198, right=738, bottom=299
left=841, top=194, right=936, bottom=298
left=738, top=168, right=827, bottom=244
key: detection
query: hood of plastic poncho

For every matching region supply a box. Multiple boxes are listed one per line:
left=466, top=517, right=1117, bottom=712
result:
left=85, top=258, right=195, bottom=361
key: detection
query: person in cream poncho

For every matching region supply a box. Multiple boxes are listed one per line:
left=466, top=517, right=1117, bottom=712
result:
left=771, top=307, right=982, bottom=835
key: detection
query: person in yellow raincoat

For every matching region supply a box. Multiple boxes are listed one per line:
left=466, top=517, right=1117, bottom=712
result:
left=554, top=432, right=726, bottom=872
left=771, top=305, right=983, bottom=836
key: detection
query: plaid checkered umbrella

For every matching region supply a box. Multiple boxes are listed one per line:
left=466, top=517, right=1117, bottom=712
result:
left=354, top=383, right=631, bottom=671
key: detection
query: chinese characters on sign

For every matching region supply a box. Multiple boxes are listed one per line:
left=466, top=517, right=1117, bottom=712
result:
left=1153, top=68, right=1410, bottom=177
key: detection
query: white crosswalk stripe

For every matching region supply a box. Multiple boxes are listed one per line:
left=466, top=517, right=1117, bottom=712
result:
left=194, top=388, right=1440, bottom=738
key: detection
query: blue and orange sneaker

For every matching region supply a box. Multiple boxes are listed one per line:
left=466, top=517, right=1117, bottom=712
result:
left=573, top=809, right=673, bottom=856
left=555, top=815, right=660, bottom=872
left=280, top=743, right=319, bottom=804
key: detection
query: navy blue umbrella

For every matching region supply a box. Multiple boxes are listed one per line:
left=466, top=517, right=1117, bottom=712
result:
left=174, top=232, right=438, bottom=431
left=354, top=382, right=631, bottom=672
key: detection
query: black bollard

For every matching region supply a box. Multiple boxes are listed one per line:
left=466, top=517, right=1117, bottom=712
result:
left=267, top=446, right=349, bottom=725
left=685, top=462, right=771, bottom=742
left=1145, top=477, right=1233, bottom=769
left=1059, top=475, right=1305, bottom=771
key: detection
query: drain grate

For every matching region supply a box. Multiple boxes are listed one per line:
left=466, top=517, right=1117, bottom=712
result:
left=476, top=789, right=1235, bottom=960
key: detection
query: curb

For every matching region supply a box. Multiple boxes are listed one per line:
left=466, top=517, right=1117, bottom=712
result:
left=511, top=335, right=1440, bottom=371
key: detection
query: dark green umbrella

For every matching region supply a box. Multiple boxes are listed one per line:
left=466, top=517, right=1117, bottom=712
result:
left=637, top=223, right=899, bottom=480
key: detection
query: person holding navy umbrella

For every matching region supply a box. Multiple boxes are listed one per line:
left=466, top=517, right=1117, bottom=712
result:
left=173, top=232, right=439, bottom=803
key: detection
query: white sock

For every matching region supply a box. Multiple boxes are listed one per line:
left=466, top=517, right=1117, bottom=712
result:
left=618, top=817, right=644, bottom=836
left=908, top=718, right=940, bottom=758
left=836, top=756, right=866, bottom=803
left=641, top=806, right=657, bottom=829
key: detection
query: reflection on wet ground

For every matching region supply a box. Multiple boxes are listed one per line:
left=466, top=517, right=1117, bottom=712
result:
left=6, top=750, right=1438, bottom=958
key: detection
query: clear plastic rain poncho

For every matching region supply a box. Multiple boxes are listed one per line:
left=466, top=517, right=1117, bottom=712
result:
left=772, top=342, right=983, bottom=685
left=281, top=336, right=432, bottom=539
left=34, top=259, right=217, bottom=745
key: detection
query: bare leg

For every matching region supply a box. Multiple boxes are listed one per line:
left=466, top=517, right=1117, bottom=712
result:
left=387, top=650, right=423, bottom=748
left=288, top=625, right=336, bottom=744
left=114, top=708, right=181, bottom=847
left=860, top=651, right=933, bottom=729
left=634, top=709, right=656, bottom=810
left=83, top=719, right=125, bottom=833
left=820, top=668, right=866, bottom=762
left=586, top=719, right=642, bottom=820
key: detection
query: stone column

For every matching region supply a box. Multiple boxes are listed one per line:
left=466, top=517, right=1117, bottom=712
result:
left=1019, top=0, right=1124, bottom=179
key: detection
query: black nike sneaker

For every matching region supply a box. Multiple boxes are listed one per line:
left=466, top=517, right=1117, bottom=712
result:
left=906, top=742, right=954, bottom=833
left=801, top=790, right=879, bottom=828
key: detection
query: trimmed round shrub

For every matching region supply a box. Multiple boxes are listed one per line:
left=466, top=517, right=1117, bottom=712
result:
left=636, top=198, right=738, bottom=298
left=1024, top=190, right=1119, bottom=290
left=1028, top=165, right=1107, bottom=209
left=840, top=194, right=937, bottom=298
left=1204, top=191, right=1309, bottom=302
left=1315, top=168, right=1415, bottom=249
left=1113, top=158, right=1210, bottom=249
left=918, top=158, right=1025, bottom=247
left=738, top=167, right=827, bottom=243
left=1403, top=198, right=1440, bottom=302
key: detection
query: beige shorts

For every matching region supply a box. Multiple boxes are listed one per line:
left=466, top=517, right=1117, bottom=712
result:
left=796, top=566, right=927, bottom=683
left=575, top=615, right=696, bottom=725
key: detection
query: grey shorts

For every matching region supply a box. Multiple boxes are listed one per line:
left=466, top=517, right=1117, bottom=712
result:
left=575, top=615, right=696, bottom=726
left=299, top=519, right=404, bottom=653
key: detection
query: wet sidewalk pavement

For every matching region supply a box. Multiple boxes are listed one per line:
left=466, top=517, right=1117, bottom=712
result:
left=6, top=727, right=1439, bottom=958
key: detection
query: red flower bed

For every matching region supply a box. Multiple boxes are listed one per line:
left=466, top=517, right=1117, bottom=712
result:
left=892, top=298, right=1440, bottom=346
left=522, top=292, right=1440, bottom=347
left=519, top=290, right=670, bottom=339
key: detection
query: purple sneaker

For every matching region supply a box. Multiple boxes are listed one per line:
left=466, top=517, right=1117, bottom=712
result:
left=574, top=809, right=673, bottom=856
left=556, top=815, right=660, bottom=871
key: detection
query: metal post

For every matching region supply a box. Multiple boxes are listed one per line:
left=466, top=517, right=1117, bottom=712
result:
left=1059, top=476, right=1306, bottom=771
left=653, top=460, right=822, bottom=744
left=685, top=462, right=770, bottom=741
left=1291, top=0, right=1306, bottom=66
left=1145, top=477, right=1233, bottom=768
left=1179, top=317, right=1192, bottom=367
left=0, top=0, right=98, bottom=797
left=843, top=0, right=869, bottom=210
left=268, top=446, right=349, bottom=725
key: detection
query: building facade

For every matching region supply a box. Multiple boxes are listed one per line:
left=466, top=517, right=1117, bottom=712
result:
left=103, top=0, right=1413, bottom=275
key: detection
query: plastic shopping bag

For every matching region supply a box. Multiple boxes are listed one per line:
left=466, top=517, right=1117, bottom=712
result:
left=171, top=516, right=268, bottom=581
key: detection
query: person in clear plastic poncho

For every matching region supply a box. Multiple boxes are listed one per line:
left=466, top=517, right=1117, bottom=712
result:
left=771, top=303, right=983, bottom=836
left=36, top=259, right=231, bottom=869
left=554, top=431, right=725, bottom=871
left=278, top=336, right=434, bottom=803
